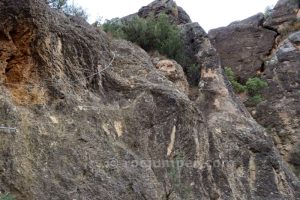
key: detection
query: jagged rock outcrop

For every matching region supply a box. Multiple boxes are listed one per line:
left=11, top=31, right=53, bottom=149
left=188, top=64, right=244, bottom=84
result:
left=209, top=13, right=277, bottom=82
left=209, top=0, right=300, bottom=179
left=124, top=0, right=207, bottom=85
left=255, top=30, right=300, bottom=178
left=0, top=0, right=300, bottom=200
left=152, top=58, right=189, bottom=94
left=264, top=0, right=300, bottom=34
left=137, top=0, right=192, bottom=25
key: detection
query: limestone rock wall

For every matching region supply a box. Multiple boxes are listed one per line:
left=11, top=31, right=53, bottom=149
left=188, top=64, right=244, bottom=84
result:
left=0, top=0, right=299, bottom=199
left=208, top=0, right=300, bottom=179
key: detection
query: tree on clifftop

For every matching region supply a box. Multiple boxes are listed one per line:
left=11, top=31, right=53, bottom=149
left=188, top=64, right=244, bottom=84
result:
left=47, top=0, right=67, bottom=9
left=47, top=0, right=88, bottom=20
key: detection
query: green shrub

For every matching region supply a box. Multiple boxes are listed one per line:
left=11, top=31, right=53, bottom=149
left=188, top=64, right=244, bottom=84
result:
left=245, top=77, right=268, bottom=95
left=224, top=67, right=268, bottom=104
left=0, top=194, right=14, bottom=200
left=102, top=14, right=185, bottom=64
left=47, top=0, right=88, bottom=20
left=102, top=18, right=126, bottom=38
left=225, top=67, right=247, bottom=93
left=248, top=94, right=264, bottom=105
left=231, top=81, right=247, bottom=93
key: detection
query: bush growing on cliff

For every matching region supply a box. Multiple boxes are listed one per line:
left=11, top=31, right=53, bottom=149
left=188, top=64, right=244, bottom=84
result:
left=225, top=67, right=247, bottom=93
left=47, top=0, right=67, bottom=9
left=47, top=0, right=88, bottom=20
left=102, top=15, right=184, bottom=64
left=0, top=194, right=14, bottom=200
left=225, top=67, right=268, bottom=104
left=102, top=18, right=126, bottom=38
left=245, top=77, right=268, bottom=96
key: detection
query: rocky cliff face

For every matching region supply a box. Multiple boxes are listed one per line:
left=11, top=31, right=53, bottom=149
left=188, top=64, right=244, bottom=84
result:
left=208, top=13, right=277, bottom=82
left=124, top=0, right=208, bottom=85
left=209, top=0, right=300, bottom=179
left=0, top=0, right=299, bottom=200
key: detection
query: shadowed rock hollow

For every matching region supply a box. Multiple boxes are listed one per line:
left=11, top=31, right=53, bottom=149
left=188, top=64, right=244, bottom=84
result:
left=0, top=0, right=299, bottom=199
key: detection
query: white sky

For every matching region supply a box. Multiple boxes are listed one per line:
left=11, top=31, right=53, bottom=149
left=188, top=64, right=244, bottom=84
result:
left=72, top=0, right=278, bottom=32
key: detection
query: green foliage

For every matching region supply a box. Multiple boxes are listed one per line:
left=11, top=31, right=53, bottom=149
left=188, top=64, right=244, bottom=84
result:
left=47, top=0, right=88, bottom=20
left=225, top=67, right=268, bottom=105
left=248, top=94, right=264, bottom=105
left=102, top=15, right=185, bottom=64
left=231, top=81, right=247, bottom=93
left=64, top=4, right=88, bottom=20
left=47, top=0, right=67, bottom=9
left=245, top=77, right=268, bottom=95
left=0, top=194, right=14, bottom=200
left=102, top=18, right=126, bottom=38
left=225, top=67, right=247, bottom=93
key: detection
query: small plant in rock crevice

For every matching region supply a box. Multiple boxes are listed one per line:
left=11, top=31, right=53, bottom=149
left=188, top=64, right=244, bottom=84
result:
left=225, top=67, right=268, bottom=105
left=225, top=67, right=247, bottom=93
left=0, top=193, right=14, bottom=200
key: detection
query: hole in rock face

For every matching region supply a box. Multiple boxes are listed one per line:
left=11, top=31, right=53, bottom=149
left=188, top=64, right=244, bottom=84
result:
left=257, top=62, right=265, bottom=75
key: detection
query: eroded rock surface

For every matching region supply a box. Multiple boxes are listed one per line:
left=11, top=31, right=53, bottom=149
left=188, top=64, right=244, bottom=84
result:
left=137, top=0, right=192, bottom=25
left=0, top=0, right=299, bottom=200
left=126, top=0, right=207, bottom=84
left=153, top=59, right=189, bottom=94
left=264, top=0, right=300, bottom=34
left=255, top=31, right=300, bottom=178
left=209, top=13, right=277, bottom=82
left=209, top=0, right=300, bottom=179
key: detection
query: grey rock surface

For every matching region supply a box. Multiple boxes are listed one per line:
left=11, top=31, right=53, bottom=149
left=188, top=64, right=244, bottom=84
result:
left=209, top=13, right=277, bottom=82
left=209, top=0, right=300, bottom=180
left=0, top=0, right=299, bottom=200
left=264, top=0, right=300, bottom=33
left=255, top=32, right=300, bottom=178
left=137, top=0, right=192, bottom=25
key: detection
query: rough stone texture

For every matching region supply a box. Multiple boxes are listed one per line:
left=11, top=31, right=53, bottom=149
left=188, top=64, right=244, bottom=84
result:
left=153, top=59, right=189, bottom=94
left=208, top=0, right=300, bottom=180
left=264, top=0, right=300, bottom=34
left=123, top=0, right=207, bottom=85
left=0, top=0, right=300, bottom=200
left=253, top=31, right=300, bottom=178
left=180, top=23, right=207, bottom=63
left=208, top=13, right=277, bottom=82
left=137, top=0, right=192, bottom=25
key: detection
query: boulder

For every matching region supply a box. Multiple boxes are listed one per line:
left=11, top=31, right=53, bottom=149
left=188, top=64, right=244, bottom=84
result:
left=123, top=0, right=208, bottom=85
left=209, top=13, right=277, bottom=82
left=264, top=0, right=300, bottom=34
left=155, top=59, right=189, bottom=94
left=137, top=0, right=192, bottom=25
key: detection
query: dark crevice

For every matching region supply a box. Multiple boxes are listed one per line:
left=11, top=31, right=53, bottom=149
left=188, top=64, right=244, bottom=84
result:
left=259, top=62, right=265, bottom=74
left=262, top=25, right=278, bottom=33
left=5, top=55, right=15, bottom=74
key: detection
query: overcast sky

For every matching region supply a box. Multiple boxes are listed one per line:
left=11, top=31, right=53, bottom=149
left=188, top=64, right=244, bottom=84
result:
left=72, top=0, right=278, bottom=31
